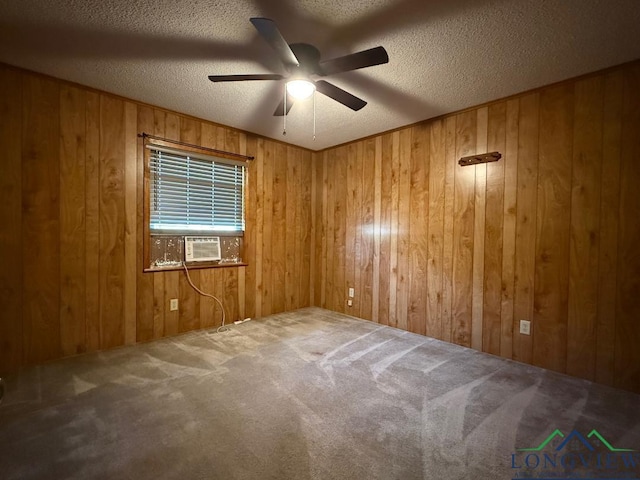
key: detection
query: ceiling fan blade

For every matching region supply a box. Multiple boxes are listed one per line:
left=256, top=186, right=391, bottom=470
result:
left=319, top=46, right=389, bottom=76
left=273, top=94, right=295, bottom=116
left=314, top=80, right=367, bottom=111
left=250, top=17, right=299, bottom=69
left=208, top=74, right=284, bottom=82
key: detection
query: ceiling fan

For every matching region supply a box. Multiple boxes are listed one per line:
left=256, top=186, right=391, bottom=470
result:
left=208, top=18, right=389, bottom=116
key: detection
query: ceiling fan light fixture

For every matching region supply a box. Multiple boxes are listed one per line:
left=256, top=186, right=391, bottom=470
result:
left=286, top=79, right=315, bottom=99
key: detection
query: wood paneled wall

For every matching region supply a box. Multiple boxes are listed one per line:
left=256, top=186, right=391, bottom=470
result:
left=2, top=61, right=639, bottom=395
left=0, top=64, right=312, bottom=374
left=312, top=63, right=640, bottom=393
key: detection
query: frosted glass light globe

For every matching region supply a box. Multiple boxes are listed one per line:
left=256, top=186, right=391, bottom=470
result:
left=286, top=79, right=315, bottom=99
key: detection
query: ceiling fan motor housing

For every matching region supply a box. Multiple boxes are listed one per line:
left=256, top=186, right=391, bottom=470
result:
left=288, top=43, right=322, bottom=76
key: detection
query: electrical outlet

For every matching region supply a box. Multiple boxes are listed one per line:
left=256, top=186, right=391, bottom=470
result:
left=348, top=287, right=355, bottom=298
left=170, top=299, right=179, bottom=311
left=519, top=320, right=531, bottom=335
left=347, top=299, right=353, bottom=307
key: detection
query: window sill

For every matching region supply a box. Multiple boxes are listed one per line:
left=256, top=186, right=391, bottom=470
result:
left=144, top=262, right=247, bottom=273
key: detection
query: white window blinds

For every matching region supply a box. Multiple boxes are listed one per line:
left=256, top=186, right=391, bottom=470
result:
left=149, top=147, right=245, bottom=234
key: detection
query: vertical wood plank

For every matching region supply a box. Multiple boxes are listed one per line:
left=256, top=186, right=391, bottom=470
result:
left=293, top=147, right=304, bottom=310
left=245, top=135, right=258, bottom=318
left=85, top=91, right=101, bottom=352
left=360, top=139, right=375, bottom=321
left=614, top=65, right=640, bottom=391
left=472, top=107, right=488, bottom=351
left=300, top=150, right=312, bottom=309
left=164, top=271, right=180, bottom=335
left=396, top=129, right=412, bottom=331
left=59, top=85, right=87, bottom=356
left=483, top=102, right=506, bottom=356
left=533, top=84, right=573, bottom=373
left=333, top=147, right=348, bottom=313
left=353, top=143, right=364, bottom=317
left=153, top=272, right=166, bottom=336
left=513, top=93, right=539, bottom=365
left=22, top=74, right=61, bottom=364
left=261, top=140, right=273, bottom=316
left=407, top=125, right=429, bottom=335
left=388, top=133, right=401, bottom=327
left=320, top=151, right=329, bottom=308
left=427, top=120, right=445, bottom=340
left=198, top=268, right=215, bottom=329
left=451, top=111, right=476, bottom=347
left=309, top=152, right=317, bottom=307
left=271, top=142, right=287, bottom=314
left=311, top=151, right=320, bottom=306
left=213, top=264, right=225, bottom=327
left=346, top=143, right=358, bottom=315
left=178, top=267, right=198, bottom=332
left=136, top=106, right=155, bottom=342
left=238, top=266, right=246, bottom=320
left=285, top=146, right=297, bottom=311
left=378, top=134, right=393, bottom=325
left=324, top=150, right=335, bottom=310
left=123, top=102, right=137, bottom=345
left=0, top=66, right=23, bottom=372
left=441, top=116, right=457, bottom=343
left=595, top=71, right=623, bottom=386
left=371, top=136, right=383, bottom=323
left=567, top=76, right=603, bottom=380
left=99, top=95, right=125, bottom=349
left=254, top=138, right=265, bottom=318
left=224, top=267, right=239, bottom=323
left=500, top=99, right=519, bottom=359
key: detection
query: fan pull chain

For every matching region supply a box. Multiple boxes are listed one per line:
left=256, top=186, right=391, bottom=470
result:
left=282, top=84, right=287, bottom=136
left=313, top=90, right=316, bottom=141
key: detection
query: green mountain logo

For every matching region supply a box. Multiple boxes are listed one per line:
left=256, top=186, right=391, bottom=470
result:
left=518, top=429, right=565, bottom=452
left=518, top=429, right=634, bottom=453
left=587, top=430, right=635, bottom=452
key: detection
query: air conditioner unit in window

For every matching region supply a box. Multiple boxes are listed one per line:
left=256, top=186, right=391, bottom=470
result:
left=184, top=236, right=221, bottom=262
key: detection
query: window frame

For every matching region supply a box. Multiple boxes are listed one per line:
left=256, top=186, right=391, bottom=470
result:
left=142, top=137, right=249, bottom=272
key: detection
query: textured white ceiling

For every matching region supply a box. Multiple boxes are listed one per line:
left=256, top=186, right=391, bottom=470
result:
left=1, top=0, right=639, bottom=150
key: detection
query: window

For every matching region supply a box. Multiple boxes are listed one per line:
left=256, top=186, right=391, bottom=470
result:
left=144, top=140, right=247, bottom=269
left=149, top=147, right=245, bottom=234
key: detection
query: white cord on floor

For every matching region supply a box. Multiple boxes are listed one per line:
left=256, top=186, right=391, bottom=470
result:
left=182, top=262, right=229, bottom=334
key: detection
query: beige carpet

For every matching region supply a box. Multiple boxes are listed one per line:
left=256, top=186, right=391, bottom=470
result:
left=1, top=307, right=639, bottom=480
